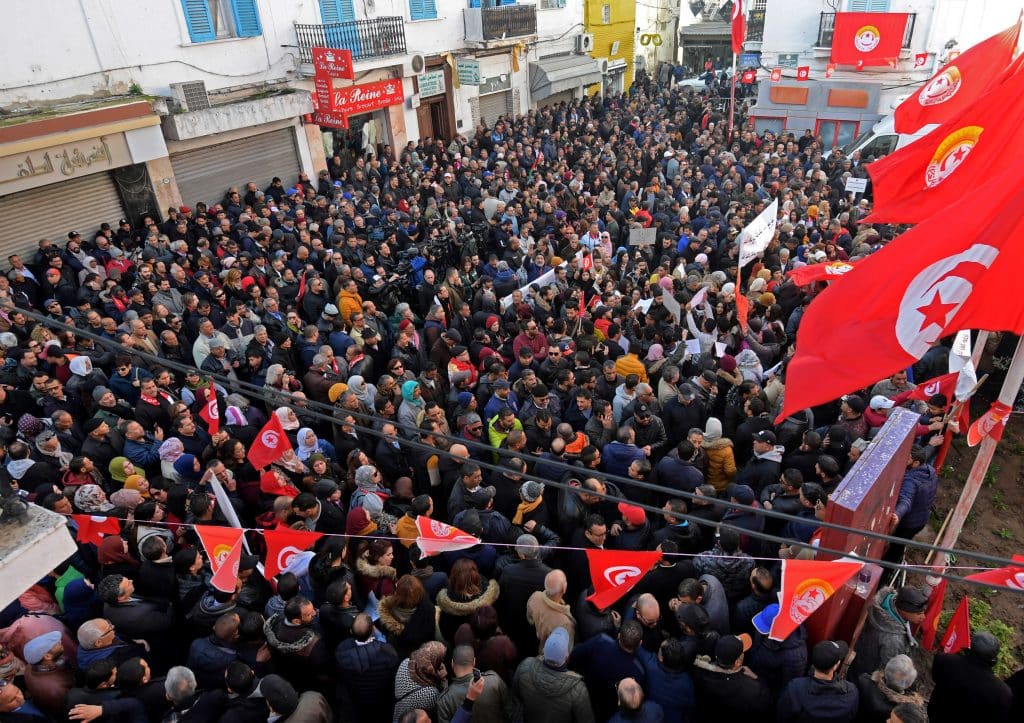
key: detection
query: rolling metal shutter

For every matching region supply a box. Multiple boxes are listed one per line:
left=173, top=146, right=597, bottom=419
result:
left=478, top=91, right=513, bottom=128
left=0, top=172, right=125, bottom=263
left=539, top=89, right=575, bottom=108
left=171, top=128, right=301, bottom=208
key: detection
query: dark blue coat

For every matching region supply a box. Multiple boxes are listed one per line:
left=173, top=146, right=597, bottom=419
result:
left=637, top=647, right=697, bottom=723
left=777, top=676, right=860, bottom=723
left=894, top=464, right=938, bottom=529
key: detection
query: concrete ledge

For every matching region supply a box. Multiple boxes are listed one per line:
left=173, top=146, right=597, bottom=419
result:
left=161, top=93, right=314, bottom=142
left=0, top=505, right=77, bottom=611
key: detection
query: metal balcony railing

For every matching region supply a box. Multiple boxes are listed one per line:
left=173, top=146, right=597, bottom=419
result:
left=465, top=4, right=538, bottom=42
left=295, top=17, right=407, bottom=64
left=816, top=12, right=916, bottom=49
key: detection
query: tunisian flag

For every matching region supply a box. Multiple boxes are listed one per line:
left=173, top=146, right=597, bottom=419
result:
left=769, top=559, right=861, bottom=641
left=72, top=515, right=121, bottom=546
left=919, top=577, right=947, bottom=650
left=895, top=19, right=1021, bottom=133
left=966, top=400, right=1012, bottom=447
left=965, top=555, right=1024, bottom=590
left=864, top=58, right=1024, bottom=224
left=786, top=260, right=856, bottom=287
left=415, top=517, right=480, bottom=557
left=247, top=413, right=292, bottom=470
left=586, top=549, right=662, bottom=610
left=777, top=171, right=1024, bottom=423
left=263, top=528, right=323, bottom=580
left=198, top=395, right=220, bottom=435
left=830, top=12, right=909, bottom=67
left=195, top=525, right=245, bottom=593
left=731, top=0, right=745, bottom=54
left=939, top=596, right=971, bottom=654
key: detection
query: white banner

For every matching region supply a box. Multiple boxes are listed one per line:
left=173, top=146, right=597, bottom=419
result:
left=739, top=198, right=779, bottom=267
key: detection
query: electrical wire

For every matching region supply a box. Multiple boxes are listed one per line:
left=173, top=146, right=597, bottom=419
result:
left=16, top=306, right=1023, bottom=592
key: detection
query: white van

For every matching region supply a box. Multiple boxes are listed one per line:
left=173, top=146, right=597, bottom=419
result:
left=824, top=115, right=937, bottom=160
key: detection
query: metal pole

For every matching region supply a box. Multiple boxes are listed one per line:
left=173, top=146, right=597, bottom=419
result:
left=728, top=52, right=737, bottom=137
left=932, top=333, right=1024, bottom=568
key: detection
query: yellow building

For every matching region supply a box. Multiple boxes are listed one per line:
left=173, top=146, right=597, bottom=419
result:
left=584, top=0, right=636, bottom=95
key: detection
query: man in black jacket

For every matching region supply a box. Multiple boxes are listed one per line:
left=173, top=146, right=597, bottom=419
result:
left=777, top=640, right=859, bottom=723
left=496, top=534, right=552, bottom=658
left=335, top=613, right=400, bottom=723
left=928, top=632, right=1013, bottom=723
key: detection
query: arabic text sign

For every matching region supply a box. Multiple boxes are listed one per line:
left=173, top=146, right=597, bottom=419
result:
left=331, top=79, right=405, bottom=115
left=312, top=47, right=354, bottom=79
left=2, top=133, right=132, bottom=194
left=418, top=70, right=446, bottom=98
left=457, top=59, right=481, bottom=85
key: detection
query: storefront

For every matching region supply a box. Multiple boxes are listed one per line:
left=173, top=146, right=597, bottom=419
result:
left=529, top=54, right=603, bottom=107
left=170, top=126, right=302, bottom=208
left=477, top=73, right=515, bottom=127
left=603, top=58, right=628, bottom=96
left=0, top=101, right=167, bottom=261
left=313, top=71, right=406, bottom=160
left=415, top=61, right=457, bottom=142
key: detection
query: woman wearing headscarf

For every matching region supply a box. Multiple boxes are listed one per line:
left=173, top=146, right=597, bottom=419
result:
left=269, top=449, right=308, bottom=489
left=110, top=489, right=144, bottom=518
left=644, top=343, right=668, bottom=388
left=259, top=470, right=302, bottom=506
left=274, top=407, right=301, bottom=447
left=159, top=438, right=185, bottom=482
left=73, top=484, right=115, bottom=515
left=346, top=375, right=377, bottom=411
left=123, top=475, right=151, bottom=499
left=98, top=536, right=139, bottom=577
left=393, top=641, right=448, bottom=721
left=397, top=380, right=426, bottom=437
left=296, top=428, right=337, bottom=463
left=66, top=355, right=107, bottom=400
left=35, top=430, right=74, bottom=472
left=171, top=454, right=203, bottom=486
left=108, top=457, right=136, bottom=488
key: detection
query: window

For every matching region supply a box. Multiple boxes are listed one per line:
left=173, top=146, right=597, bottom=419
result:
left=754, top=117, right=785, bottom=135
left=181, top=0, right=261, bottom=42
left=848, top=0, right=891, bottom=10
left=540, top=0, right=566, bottom=8
left=409, top=0, right=437, bottom=21
left=601, top=4, right=611, bottom=24
left=320, top=0, right=355, bottom=23
left=817, top=119, right=860, bottom=150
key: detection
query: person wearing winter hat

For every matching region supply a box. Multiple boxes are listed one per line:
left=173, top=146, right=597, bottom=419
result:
left=703, top=417, right=737, bottom=493
left=513, top=480, right=546, bottom=525
left=22, top=630, right=73, bottom=717
left=514, top=625, right=591, bottom=722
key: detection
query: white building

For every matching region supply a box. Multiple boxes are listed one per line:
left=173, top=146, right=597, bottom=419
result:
left=748, top=0, right=1024, bottom=143
left=0, top=0, right=595, bottom=262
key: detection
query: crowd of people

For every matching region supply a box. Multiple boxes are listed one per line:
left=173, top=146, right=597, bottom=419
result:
left=0, top=73, right=1021, bottom=723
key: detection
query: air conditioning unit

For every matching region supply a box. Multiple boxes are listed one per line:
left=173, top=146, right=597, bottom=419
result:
left=168, top=80, right=211, bottom=112
left=404, top=53, right=427, bottom=76
left=576, top=33, right=594, bottom=53
left=598, top=58, right=610, bottom=74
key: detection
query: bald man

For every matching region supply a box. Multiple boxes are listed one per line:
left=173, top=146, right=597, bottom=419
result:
left=526, top=569, right=576, bottom=652
left=631, top=593, right=666, bottom=653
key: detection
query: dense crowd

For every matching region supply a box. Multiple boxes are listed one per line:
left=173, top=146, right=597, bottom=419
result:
left=0, top=72, right=1021, bottom=723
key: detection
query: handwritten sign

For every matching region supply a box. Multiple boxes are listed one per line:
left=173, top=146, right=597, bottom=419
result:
left=629, top=227, right=657, bottom=247
left=312, top=47, right=354, bottom=79
left=331, top=78, right=404, bottom=116
left=661, top=291, right=681, bottom=324
left=844, top=177, right=868, bottom=193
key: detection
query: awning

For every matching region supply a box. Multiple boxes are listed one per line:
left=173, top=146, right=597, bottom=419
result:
left=679, top=21, right=730, bottom=38
left=530, top=55, right=603, bottom=101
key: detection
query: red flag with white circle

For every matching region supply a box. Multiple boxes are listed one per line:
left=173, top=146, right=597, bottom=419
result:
left=247, top=413, right=292, bottom=470
left=72, top=515, right=121, bottom=546
left=415, top=516, right=480, bottom=557
left=198, top=395, right=220, bottom=435
left=262, top=528, right=324, bottom=580
left=585, top=548, right=662, bottom=610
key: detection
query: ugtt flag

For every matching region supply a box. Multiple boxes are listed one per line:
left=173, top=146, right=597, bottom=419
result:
left=778, top=168, right=1024, bottom=422
left=895, top=18, right=1021, bottom=133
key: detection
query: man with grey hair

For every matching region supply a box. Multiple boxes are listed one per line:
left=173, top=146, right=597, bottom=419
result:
left=527, top=569, right=576, bottom=651
left=495, top=532, right=551, bottom=654
left=854, top=654, right=924, bottom=721
left=303, top=353, right=334, bottom=401
left=162, top=665, right=224, bottom=718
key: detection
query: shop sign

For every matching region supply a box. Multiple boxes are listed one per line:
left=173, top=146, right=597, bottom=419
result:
left=418, top=70, right=446, bottom=98
left=778, top=53, right=800, bottom=68
left=457, top=59, right=481, bottom=85
left=312, top=47, right=354, bottom=79
left=331, top=78, right=405, bottom=115
left=313, top=76, right=333, bottom=111
left=1, top=133, right=132, bottom=193
left=313, top=110, right=349, bottom=129
left=480, top=74, right=511, bottom=95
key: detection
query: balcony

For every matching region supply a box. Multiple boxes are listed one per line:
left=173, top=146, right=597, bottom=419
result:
left=295, top=17, right=407, bottom=64
left=816, top=12, right=915, bottom=49
left=465, top=4, right=538, bottom=45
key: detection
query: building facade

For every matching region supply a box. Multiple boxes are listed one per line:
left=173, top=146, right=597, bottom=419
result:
left=583, top=0, right=637, bottom=95
left=0, top=0, right=596, bottom=262
left=748, top=0, right=1022, bottom=141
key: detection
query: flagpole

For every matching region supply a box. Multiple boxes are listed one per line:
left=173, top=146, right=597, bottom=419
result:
left=728, top=52, right=737, bottom=138
left=931, top=333, right=1024, bottom=572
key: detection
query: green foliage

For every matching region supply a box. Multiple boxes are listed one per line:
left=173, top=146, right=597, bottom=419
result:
left=938, top=597, right=1018, bottom=677
left=992, top=490, right=1009, bottom=512
left=983, top=464, right=1001, bottom=487
left=128, top=82, right=143, bottom=96
left=997, top=527, right=1013, bottom=540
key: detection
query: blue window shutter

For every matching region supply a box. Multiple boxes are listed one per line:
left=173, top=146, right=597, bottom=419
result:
left=409, top=0, right=436, bottom=21
left=231, top=0, right=262, bottom=37
left=848, top=0, right=890, bottom=10
left=181, top=0, right=215, bottom=42
left=320, top=0, right=355, bottom=23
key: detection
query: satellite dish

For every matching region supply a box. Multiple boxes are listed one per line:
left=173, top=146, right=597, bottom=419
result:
left=717, top=1, right=734, bottom=22
left=689, top=1, right=705, bottom=17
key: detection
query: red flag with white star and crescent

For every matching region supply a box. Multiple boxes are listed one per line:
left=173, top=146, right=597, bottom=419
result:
left=777, top=169, right=1024, bottom=422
